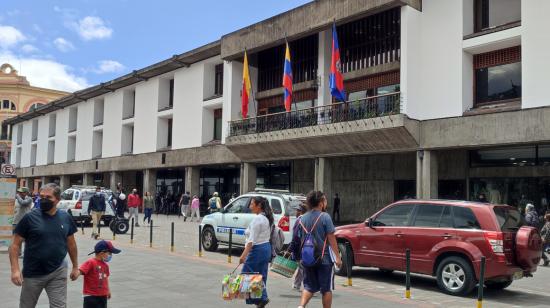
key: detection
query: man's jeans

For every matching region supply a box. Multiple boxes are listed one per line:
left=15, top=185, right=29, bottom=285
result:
left=20, top=266, right=67, bottom=308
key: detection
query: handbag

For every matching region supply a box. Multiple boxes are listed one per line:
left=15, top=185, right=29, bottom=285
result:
left=270, top=252, right=298, bottom=278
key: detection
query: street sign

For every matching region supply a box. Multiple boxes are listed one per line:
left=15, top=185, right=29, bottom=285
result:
left=0, top=164, right=16, bottom=177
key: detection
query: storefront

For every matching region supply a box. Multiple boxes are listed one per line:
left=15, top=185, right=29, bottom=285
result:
left=199, top=166, right=240, bottom=206
left=256, top=161, right=291, bottom=191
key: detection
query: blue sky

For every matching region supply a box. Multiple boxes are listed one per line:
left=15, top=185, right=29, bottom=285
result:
left=0, top=0, right=311, bottom=92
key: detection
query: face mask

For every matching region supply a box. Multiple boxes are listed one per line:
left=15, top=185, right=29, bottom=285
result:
left=103, top=254, right=112, bottom=262
left=40, top=199, right=55, bottom=212
left=95, top=192, right=101, bottom=196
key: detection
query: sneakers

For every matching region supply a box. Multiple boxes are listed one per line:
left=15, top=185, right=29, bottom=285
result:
left=256, top=299, right=269, bottom=308
left=135, top=223, right=140, bottom=227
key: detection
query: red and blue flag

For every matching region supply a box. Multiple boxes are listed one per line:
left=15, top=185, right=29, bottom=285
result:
left=329, top=23, right=346, bottom=102
left=283, top=42, right=293, bottom=112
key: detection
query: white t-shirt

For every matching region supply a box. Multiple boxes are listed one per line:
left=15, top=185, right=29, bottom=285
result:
left=245, top=214, right=270, bottom=245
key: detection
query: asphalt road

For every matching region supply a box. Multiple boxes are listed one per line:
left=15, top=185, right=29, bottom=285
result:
left=1, top=214, right=549, bottom=307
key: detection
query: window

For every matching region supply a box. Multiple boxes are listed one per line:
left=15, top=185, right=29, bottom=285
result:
left=49, top=114, right=56, bottom=137
left=169, top=79, right=174, bottom=107
left=167, top=118, right=172, bottom=148
left=16, top=124, right=23, bottom=145
left=227, top=197, right=251, bottom=213
left=30, top=144, right=37, bottom=166
left=2, top=99, right=16, bottom=111
left=373, top=204, right=415, bottom=227
left=47, top=140, right=55, bottom=164
left=470, top=146, right=536, bottom=167
left=439, top=206, right=454, bottom=228
left=291, top=99, right=315, bottom=111
left=31, top=119, right=38, bottom=141
left=0, top=124, right=8, bottom=140
left=269, top=198, right=283, bottom=215
left=493, top=207, right=524, bottom=231
left=94, top=99, right=104, bottom=126
left=61, top=190, right=74, bottom=201
left=122, top=90, right=135, bottom=119
left=214, top=64, right=223, bottom=96
left=412, top=204, right=445, bottom=228
left=213, top=108, right=222, bottom=141
left=475, top=0, right=521, bottom=33
left=475, top=62, right=521, bottom=105
left=452, top=207, right=481, bottom=229
left=28, top=102, right=44, bottom=112
left=68, top=107, right=78, bottom=132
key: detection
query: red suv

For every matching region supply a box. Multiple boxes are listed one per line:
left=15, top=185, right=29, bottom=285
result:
left=335, top=200, right=542, bottom=296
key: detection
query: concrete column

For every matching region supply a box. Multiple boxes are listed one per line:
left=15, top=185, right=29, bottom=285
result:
left=317, top=29, right=332, bottom=107
left=59, top=175, right=70, bottom=191
left=314, top=157, right=332, bottom=196
left=109, top=171, right=122, bottom=192
left=240, top=163, right=257, bottom=195
left=143, top=169, right=157, bottom=196
left=416, top=150, right=438, bottom=199
left=40, top=176, right=47, bottom=186
left=185, top=167, right=200, bottom=197
left=83, top=173, right=94, bottom=186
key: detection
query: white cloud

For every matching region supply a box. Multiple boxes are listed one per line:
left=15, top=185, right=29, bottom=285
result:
left=93, top=60, right=125, bottom=74
left=0, top=51, right=89, bottom=92
left=21, top=44, right=39, bottom=54
left=0, top=25, right=26, bottom=49
left=53, top=37, right=75, bottom=52
left=76, top=16, right=112, bottom=41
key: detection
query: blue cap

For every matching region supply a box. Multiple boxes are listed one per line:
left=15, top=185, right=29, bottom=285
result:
left=89, top=240, right=121, bottom=255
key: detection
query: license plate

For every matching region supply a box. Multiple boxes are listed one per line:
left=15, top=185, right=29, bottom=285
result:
left=513, top=271, right=523, bottom=280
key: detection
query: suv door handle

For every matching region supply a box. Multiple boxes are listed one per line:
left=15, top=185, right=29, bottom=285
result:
left=394, top=233, right=403, bottom=238
left=442, top=234, right=452, bottom=239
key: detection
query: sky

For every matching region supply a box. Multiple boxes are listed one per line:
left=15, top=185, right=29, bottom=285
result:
left=0, top=0, right=311, bottom=92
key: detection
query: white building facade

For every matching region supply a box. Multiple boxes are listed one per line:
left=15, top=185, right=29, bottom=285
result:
left=7, top=0, right=550, bottom=220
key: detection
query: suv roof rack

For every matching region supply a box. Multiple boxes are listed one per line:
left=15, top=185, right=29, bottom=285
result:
left=253, top=188, right=290, bottom=194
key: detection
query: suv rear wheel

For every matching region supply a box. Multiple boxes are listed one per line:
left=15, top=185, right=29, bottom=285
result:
left=335, top=242, right=353, bottom=276
left=202, top=226, right=218, bottom=252
left=436, top=256, right=475, bottom=296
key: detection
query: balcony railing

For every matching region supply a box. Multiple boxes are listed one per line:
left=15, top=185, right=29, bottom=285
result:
left=229, top=92, right=401, bottom=137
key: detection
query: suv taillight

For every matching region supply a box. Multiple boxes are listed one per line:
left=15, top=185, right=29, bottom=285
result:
left=278, top=215, right=290, bottom=232
left=484, top=231, right=506, bottom=262
left=75, top=200, right=82, bottom=209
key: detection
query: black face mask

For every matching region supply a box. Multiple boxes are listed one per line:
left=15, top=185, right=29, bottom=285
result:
left=40, top=199, right=55, bottom=212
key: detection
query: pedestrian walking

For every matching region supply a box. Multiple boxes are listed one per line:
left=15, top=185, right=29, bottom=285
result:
left=332, top=193, right=340, bottom=223
left=143, top=191, right=155, bottom=225
left=289, top=203, right=307, bottom=291
left=9, top=183, right=80, bottom=308
left=88, top=186, right=106, bottom=240
left=525, top=203, right=541, bottom=228
left=79, top=240, right=121, bottom=308
left=189, top=195, right=200, bottom=222
left=127, top=189, right=141, bottom=227
left=540, top=214, right=550, bottom=266
left=239, top=196, right=273, bottom=307
left=180, top=191, right=191, bottom=221
left=208, top=192, right=222, bottom=213
left=113, top=185, right=126, bottom=219
left=32, top=192, right=40, bottom=209
left=297, top=191, right=342, bottom=308
left=13, top=187, right=33, bottom=231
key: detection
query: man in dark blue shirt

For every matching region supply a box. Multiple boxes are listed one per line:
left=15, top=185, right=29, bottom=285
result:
left=9, top=183, right=80, bottom=308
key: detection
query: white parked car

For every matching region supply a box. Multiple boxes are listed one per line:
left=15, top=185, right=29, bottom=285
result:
left=56, top=186, right=115, bottom=225
left=200, top=189, right=305, bottom=252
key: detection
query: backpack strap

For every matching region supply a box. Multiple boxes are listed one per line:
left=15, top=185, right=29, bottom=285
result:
left=299, top=211, right=324, bottom=234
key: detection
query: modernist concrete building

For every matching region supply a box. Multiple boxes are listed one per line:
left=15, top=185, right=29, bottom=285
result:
left=0, top=63, right=68, bottom=171
left=6, top=0, right=550, bottom=220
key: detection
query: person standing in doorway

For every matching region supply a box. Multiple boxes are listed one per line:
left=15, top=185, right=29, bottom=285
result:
left=333, top=193, right=341, bottom=223
left=127, top=189, right=141, bottom=227
left=189, top=195, right=200, bottom=222
left=180, top=191, right=191, bottom=221
left=9, top=183, right=80, bottom=308
left=143, top=192, right=155, bottom=225
left=88, top=186, right=106, bottom=240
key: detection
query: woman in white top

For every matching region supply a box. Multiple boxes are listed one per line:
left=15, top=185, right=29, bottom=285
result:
left=239, top=196, right=273, bottom=308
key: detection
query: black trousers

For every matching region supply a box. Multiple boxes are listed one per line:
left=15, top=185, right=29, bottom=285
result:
left=333, top=207, right=340, bottom=223
left=84, top=296, right=107, bottom=308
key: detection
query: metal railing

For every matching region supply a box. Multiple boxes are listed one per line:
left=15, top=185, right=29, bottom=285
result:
left=228, top=92, right=401, bottom=137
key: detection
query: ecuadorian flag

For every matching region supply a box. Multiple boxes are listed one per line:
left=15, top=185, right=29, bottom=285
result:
left=241, top=51, right=251, bottom=118
left=283, top=42, right=293, bottom=112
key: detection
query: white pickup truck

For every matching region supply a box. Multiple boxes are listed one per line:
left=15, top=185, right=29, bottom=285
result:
left=56, top=186, right=114, bottom=225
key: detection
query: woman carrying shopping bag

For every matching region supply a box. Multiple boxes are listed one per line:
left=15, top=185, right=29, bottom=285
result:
left=239, top=196, right=273, bottom=308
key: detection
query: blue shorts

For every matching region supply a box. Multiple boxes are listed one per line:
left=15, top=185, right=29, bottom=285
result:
left=303, top=263, right=334, bottom=294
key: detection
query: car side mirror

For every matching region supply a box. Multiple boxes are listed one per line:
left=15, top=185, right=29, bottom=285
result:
left=366, top=218, right=375, bottom=229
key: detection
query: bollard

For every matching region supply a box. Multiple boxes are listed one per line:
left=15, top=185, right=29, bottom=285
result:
left=228, top=228, right=233, bottom=263
left=112, top=221, right=116, bottom=240
left=405, top=248, right=411, bottom=299
left=198, top=225, right=203, bottom=257
left=170, top=222, right=175, bottom=252
left=130, top=218, right=134, bottom=244
left=80, top=213, right=84, bottom=235
left=346, top=242, right=353, bottom=286
left=477, top=256, right=486, bottom=308
left=149, top=219, right=153, bottom=248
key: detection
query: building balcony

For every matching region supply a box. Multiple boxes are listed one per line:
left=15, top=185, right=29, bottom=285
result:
left=226, top=92, right=420, bottom=161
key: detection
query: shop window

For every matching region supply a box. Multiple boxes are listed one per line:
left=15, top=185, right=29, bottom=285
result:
left=256, top=161, right=291, bottom=191
left=474, top=0, right=521, bottom=33
left=394, top=180, right=415, bottom=201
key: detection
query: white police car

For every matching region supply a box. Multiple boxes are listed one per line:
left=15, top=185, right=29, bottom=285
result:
left=200, top=189, right=305, bottom=252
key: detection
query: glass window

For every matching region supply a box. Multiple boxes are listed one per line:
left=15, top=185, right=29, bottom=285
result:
left=475, top=62, right=521, bottom=105
left=493, top=207, right=524, bottom=231
left=10, top=102, right=16, bottom=110
left=470, top=146, right=535, bottom=167
left=61, top=190, right=74, bottom=201
left=373, top=204, right=416, bottom=227
left=452, top=207, right=481, bottom=229
left=377, top=84, right=400, bottom=95
left=226, top=197, right=250, bottom=214
left=2, top=100, right=9, bottom=109
left=538, top=145, right=550, bottom=166
left=439, top=206, right=454, bottom=228
left=291, top=99, right=314, bottom=111
left=475, top=0, right=521, bottom=32
left=269, top=198, right=282, bottom=215
left=413, top=204, right=445, bottom=228
left=348, top=91, right=366, bottom=102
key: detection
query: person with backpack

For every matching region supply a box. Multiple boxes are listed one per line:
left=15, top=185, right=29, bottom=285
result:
left=289, top=203, right=307, bottom=291
left=238, top=196, right=273, bottom=308
left=297, top=191, right=342, bottom=308
left=180, top=191, right=191, bottom=221
left=208, top=192, right=222, bottom=213
left=540, top=214, right=550, bottom=266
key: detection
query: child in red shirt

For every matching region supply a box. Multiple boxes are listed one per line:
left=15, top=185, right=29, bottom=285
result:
left=79, top=240, right=121, bottom=308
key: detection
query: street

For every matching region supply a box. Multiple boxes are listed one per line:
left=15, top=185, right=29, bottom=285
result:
left=2, top=215, right=550, bottom=307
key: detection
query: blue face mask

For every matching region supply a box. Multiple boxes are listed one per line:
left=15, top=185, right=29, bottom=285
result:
left=103, top=254, right=112, bottom=262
